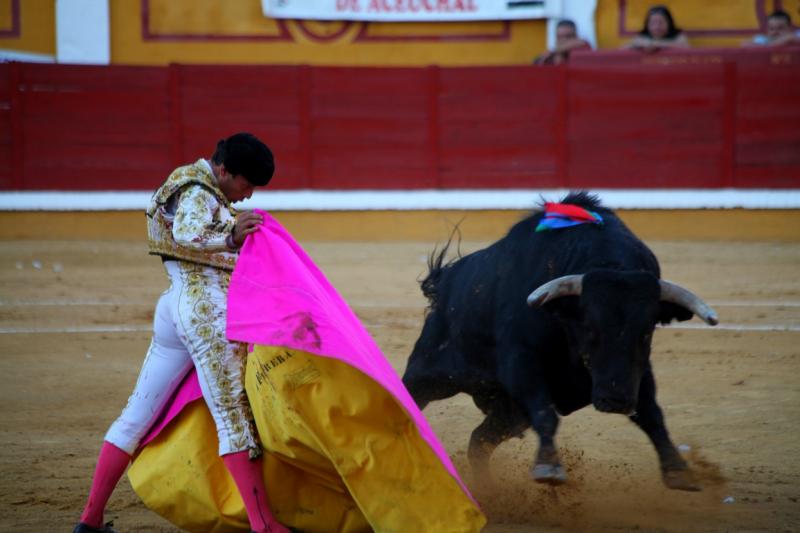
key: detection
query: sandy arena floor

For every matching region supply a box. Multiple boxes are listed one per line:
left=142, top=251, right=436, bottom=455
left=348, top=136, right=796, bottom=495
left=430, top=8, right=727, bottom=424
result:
left=1, top=233, right=799, bottom=531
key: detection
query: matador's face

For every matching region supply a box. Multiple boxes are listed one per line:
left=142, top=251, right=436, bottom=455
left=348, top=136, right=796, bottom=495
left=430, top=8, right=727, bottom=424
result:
left=218, top=168, right=256, bottom=203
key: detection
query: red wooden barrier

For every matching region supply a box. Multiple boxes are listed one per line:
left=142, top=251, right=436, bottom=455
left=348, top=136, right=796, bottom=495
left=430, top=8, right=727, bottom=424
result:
left=569, top=47, right=800, bottom=67
left=438, top=67, right=562, bottom=188
left=177, top=64, right=308, bottom=190
left=735, top=65, right=800, bottom=187
left=566, top=64, right=729, bottom=188
left=0, top=51, right=797, bottom=191
left=309, top=67, right=432, bottom=189
left=15, top=63, right=171, bottom=191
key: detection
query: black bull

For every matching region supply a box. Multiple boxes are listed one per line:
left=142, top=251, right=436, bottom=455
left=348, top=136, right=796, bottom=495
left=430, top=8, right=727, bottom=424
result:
left=402, top=192, right=718, bottom=491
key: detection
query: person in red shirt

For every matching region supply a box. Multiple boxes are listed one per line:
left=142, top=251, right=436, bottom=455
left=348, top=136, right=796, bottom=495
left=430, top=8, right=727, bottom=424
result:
left=534, top=19, right=592, bottom=65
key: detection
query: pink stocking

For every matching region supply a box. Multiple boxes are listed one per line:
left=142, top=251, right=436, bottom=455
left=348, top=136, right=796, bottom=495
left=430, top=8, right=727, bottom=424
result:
left=79, top=441, right=131, bottom=527
left=223, top=451, right=285, bottom=533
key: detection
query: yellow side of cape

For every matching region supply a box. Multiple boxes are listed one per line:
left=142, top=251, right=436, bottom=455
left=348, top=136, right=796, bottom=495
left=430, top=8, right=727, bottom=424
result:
left=128, top=346, right=486, bottom=533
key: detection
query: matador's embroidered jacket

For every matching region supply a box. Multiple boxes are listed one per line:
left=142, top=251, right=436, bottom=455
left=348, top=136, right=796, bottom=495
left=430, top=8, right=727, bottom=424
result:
left=146, top=159, right=239, bottom=271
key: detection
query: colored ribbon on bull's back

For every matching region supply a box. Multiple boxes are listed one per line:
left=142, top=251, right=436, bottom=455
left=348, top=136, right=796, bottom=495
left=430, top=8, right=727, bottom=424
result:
left=127, top=210, right=486, bottom=533
left=535, top=202, right=604, bottom=232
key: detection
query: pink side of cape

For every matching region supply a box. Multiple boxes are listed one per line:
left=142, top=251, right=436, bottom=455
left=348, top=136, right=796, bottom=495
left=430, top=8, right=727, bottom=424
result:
left=139, top=212, right=471, bottom=501
left=225, top=211, right=471, bottom=497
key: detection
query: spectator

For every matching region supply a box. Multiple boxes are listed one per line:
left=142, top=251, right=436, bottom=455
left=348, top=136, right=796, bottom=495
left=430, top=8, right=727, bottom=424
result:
left=623, top=5, right=689, bottom=52
left=743, top=10, right=800, bottom=47
left=534, top=19, right=592, bottom=65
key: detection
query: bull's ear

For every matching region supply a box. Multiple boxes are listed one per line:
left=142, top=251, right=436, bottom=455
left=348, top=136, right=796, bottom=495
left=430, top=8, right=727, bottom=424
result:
left=658, top=302, right=694, bottom=324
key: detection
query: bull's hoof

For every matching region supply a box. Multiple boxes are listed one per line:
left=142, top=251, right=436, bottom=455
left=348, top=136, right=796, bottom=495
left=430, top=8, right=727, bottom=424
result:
left=531, top=463, right=567, bottom=484
left=662, top=468, right=701, bottom=491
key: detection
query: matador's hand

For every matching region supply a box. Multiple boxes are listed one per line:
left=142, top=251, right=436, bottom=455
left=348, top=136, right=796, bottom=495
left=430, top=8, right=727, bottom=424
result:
left=231, top=210, right=264, bottom=248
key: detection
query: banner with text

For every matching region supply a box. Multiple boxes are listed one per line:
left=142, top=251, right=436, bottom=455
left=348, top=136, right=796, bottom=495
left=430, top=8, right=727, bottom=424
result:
left=262, top=0, right=561, bottom=21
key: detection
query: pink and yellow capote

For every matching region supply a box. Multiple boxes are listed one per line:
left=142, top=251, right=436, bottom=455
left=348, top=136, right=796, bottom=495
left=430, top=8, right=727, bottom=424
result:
left=127, top=210, right=486, bottom=532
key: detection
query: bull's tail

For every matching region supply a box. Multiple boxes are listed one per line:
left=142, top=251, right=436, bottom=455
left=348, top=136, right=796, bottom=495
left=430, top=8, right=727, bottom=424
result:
left=420, top=225, right=462, bottom=307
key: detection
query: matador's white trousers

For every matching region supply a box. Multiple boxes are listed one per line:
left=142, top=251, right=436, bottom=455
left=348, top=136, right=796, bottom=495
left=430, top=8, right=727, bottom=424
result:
left=105, top=260, right=259, bottom=456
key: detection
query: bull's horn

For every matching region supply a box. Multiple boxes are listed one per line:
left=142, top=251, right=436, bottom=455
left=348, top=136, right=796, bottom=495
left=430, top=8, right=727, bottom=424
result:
left=527, top=275, right=583, bottom=307
left=659, top=280, right=719, bottom=325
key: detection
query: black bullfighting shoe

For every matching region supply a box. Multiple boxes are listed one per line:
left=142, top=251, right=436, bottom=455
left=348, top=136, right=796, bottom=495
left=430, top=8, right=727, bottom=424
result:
left=72, top=521, right=118, bottom=533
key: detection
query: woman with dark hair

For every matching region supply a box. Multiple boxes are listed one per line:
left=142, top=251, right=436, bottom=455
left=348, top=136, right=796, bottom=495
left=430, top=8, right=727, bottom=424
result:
left=623, top=5, right=689, bottom=51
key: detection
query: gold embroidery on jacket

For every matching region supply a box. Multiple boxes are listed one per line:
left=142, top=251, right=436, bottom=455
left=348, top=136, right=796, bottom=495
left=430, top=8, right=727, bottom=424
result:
left=146, top=159, right=239, bottom=271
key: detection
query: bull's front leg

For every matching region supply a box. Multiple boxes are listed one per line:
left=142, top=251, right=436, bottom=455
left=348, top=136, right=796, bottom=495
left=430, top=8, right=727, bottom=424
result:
left=630, top=370, right=700, bottom=491
left=520, top=390, right=566, bottom=484
left=501, top=354, right=567, bottom=485
left=467, top=394, right=528, bottom=483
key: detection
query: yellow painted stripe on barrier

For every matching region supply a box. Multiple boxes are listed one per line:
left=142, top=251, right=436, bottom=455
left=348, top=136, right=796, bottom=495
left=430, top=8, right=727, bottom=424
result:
left=1, top=210, right=799, bottom=242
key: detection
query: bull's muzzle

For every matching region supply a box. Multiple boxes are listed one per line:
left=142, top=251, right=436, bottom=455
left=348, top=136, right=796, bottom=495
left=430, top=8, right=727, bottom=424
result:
left=593, top=396, right=637, bottom=416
